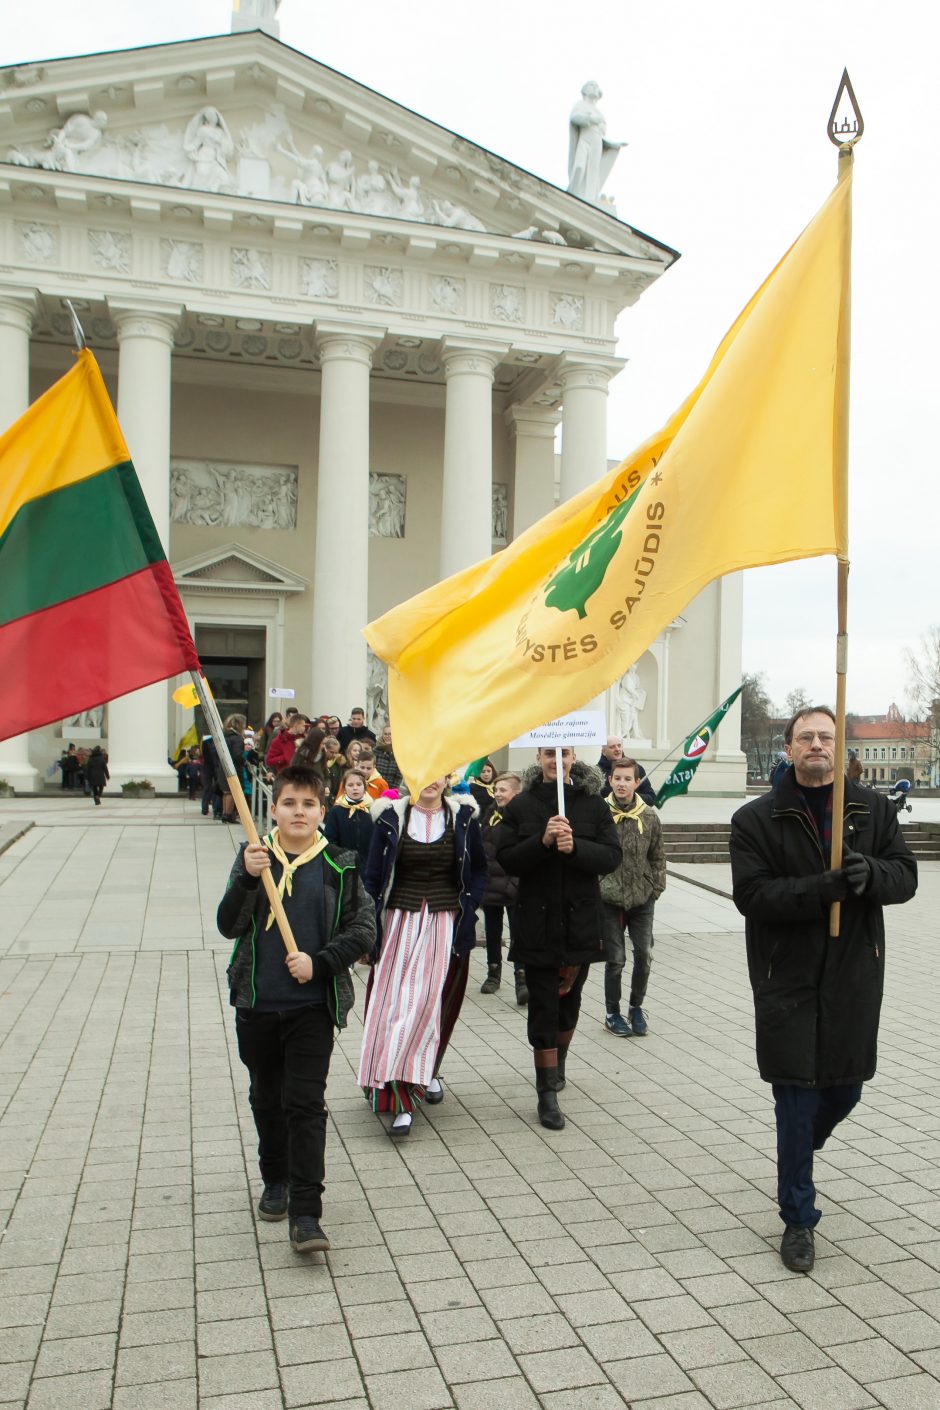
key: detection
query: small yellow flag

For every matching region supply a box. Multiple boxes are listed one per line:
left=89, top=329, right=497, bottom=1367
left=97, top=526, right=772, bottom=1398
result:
left=172, top=683, right=200, bottom=708
left=365, top=172, right=852, bottom=795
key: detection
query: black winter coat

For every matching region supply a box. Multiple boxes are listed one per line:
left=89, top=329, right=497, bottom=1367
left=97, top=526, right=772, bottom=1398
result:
left=730, top=772, right=917, bottom=1088
left=323, top=801, right=375, bottom=867
left=480, top=800, right=518, bottom=908
left=493, top=762, right=620, bottom=966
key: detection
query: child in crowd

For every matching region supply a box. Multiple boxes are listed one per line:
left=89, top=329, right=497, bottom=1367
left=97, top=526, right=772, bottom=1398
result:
left=479, top=772, right=526, bottom=1003
left=356, top=746, right=389, bottom=801
left=217, top=765, right=376, bottom=1253
left=600, top=757, right=666, bottom=1037
left=324, top=766, right=375, bottom=865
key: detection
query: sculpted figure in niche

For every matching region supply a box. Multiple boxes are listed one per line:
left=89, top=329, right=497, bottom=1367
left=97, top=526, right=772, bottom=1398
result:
left=367, top=650, right=390, bottom=732
left=567, top=81, right=624, bottom=204
left=369, top=473, right=406, bottom=538
left=325, top=149, right=356, bottom=209
left=278, top=134, right=329, bottom=205
left=616, top=664, right=647, bottom=740
left=183, top=107, right=235, bottom=193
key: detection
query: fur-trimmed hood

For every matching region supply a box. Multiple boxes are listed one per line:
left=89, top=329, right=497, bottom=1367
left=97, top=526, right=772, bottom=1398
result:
left=520, top=760, right=604, bottom=796
left=370, top=791, right=480, bottom=823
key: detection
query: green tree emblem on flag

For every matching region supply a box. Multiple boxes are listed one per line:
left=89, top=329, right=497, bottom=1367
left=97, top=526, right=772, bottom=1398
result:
left=543, top=486, right=641, bottom=620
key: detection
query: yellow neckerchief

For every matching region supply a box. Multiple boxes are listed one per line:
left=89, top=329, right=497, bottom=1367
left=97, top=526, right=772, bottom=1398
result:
left=336, top=795, right=372, bottom=816
left=487, top=807, right=502, bottom=828
left=607, top=793, right=646, bottom=833
left=476, top=779, right=495, bottom=797
left=263, top=827, right=328, bottom=930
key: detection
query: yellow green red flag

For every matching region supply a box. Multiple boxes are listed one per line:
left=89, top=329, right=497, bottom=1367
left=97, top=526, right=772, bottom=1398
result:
left=365, top=171, right=852, bottom=795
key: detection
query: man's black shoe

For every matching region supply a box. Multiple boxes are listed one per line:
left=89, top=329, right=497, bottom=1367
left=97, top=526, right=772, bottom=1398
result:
left=780, top=1224, right=815, bottom=1273
left=257, top=1181, right=288, bottom=1222
left=289, top=1215, right=331, bottom=1253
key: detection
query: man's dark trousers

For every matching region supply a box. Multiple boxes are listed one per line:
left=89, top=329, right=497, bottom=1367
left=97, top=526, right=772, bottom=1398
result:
left=235, top=1005, right=334, bottom=1218
left=773, top=1082, right=863, bottom=1227
left=525, top=963, right=591, bottom=1050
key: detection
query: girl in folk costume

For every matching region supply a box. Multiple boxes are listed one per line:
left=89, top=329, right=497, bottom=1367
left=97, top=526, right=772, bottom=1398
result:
left=358, top=777, right=487, bottom=1136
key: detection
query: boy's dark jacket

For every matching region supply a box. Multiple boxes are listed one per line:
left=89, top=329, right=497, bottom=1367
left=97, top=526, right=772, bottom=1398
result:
left=493, top=762, right=620, bottom=966
left=363, top=793, right=487, bottom=958
left=730, top=771, right=917, bottom=1087
left=323, top=798, right=374, bottom=865
left=218, top=839, right=376, bottom=1028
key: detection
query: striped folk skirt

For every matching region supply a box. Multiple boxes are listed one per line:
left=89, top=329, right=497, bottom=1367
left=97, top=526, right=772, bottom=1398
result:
left=358, top=904, right=469, bottom=1115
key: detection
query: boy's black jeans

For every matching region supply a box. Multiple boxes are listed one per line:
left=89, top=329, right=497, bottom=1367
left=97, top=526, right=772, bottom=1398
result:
left=235, top=1004, right=334, bottom=1219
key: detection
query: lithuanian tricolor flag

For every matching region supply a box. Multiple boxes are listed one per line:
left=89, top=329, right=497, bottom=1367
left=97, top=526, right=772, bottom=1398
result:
left=0, top=349, right=200, bottom=741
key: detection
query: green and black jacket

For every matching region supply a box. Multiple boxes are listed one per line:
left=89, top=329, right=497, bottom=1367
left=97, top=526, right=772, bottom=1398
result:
left=218, top=840, right=376, bottom=1029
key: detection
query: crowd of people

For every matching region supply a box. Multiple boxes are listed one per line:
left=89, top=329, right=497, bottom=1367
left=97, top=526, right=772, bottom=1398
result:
left=215, top=701, right=918, bottom=1278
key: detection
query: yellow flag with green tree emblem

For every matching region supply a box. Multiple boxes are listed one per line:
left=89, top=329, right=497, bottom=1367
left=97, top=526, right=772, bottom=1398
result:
left=365, top=172, right=852, bottom=797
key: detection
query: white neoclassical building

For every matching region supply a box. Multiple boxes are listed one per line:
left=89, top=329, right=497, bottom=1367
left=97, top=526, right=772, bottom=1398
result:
left=0, top=10, right=745, bottom=793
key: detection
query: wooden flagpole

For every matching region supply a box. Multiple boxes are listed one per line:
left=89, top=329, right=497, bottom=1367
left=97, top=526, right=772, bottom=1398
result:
left=191, top=670, right=298, bottom=954
left=828, top=71, right=862, bottom=937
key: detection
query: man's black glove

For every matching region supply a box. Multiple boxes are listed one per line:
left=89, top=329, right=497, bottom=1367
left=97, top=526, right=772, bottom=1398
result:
left=818, top=869, right=848, bottom=903
left=841, top=847, right=872, bottom=897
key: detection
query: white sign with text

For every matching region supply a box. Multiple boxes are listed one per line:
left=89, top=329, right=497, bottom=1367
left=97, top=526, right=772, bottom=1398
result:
left=268, top=687, right=296, bottom=700
left=510, top=710, right=606, bottom=750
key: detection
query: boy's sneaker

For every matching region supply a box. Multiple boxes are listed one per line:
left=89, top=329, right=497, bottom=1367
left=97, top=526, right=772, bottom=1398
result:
left=289, top=1215, right=331, bottom=1253
left=629, top=1006, right=649, bottom=1036
left=258, top=1181, right=288, bottom=1221
left=605, top=1012, right=631, bottom=1037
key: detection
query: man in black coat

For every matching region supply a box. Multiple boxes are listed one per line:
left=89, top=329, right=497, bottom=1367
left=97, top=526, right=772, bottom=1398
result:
left=730, top=705, right=917, bottom=1273
left=337, top=708, right=376, bottom=754
left=494, top=748, right=620, bottom=1130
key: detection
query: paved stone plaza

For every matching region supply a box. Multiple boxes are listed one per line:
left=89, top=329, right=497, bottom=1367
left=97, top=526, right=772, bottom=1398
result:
left=1, top=796, right=939, bottom=1410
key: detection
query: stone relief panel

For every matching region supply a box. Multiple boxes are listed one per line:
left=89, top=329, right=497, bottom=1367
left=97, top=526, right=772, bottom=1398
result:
left=161, top=238, right=204, bottom=282
left=552, top=292, right=584, bottom=330
left=364, top=266, right=403, bottom=307
left=429, top=274, right=465, bottom=315
left=171, top=459, right=298, bottom=530
left=5, top=105, right=498, bottom=235
left=492, top=484, right=509, bottom=545
left=369, top=473, right=406, bottom=538
left=16, top=220, right=57, bottom=263
left=88, top=229, right=130, bottom=272
left=300, top=257, right=338, bottom=298
left=231, top=247, right=272, bottom=291
left=490, top=283, right=525, bottom=323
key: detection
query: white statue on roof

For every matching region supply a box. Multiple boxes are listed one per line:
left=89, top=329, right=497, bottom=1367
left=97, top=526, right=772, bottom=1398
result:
left=231, top=0, right=282, bottom=37
left=567, top=81, right=625, bottom=205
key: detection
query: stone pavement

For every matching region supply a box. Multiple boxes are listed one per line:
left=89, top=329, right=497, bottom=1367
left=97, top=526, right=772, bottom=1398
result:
left=1, top=798, right=940, bottom=1410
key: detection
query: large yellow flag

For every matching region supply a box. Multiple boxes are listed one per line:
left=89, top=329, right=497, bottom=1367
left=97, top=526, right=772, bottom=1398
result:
left=366, top=171, right=852, bottom=795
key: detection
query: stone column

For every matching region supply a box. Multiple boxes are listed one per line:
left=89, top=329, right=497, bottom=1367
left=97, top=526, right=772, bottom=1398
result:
left=105, top=303, right=181, bottom=789
left=311, top=326, right=382, bottom=716
left=558, top=355, right=624, bottom=504
left=440, top=340, right=507, bottom=579
left=505, top=405, right=559, bottom=536
left=0, top=289, right=40, bottom=790
left=715, top=572, right=746, bottom=770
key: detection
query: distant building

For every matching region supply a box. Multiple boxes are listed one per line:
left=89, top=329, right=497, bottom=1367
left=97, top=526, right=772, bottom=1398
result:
left=848, top=703, right=933, bottom=788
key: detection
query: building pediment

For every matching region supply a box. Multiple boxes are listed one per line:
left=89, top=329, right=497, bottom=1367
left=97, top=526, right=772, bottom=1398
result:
left=173, top=542, right=307, bottom=595
left=0, top=32, right=676, bottom=267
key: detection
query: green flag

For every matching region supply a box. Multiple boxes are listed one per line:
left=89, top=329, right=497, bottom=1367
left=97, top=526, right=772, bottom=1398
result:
left=654, top=684, right=744, bottom=808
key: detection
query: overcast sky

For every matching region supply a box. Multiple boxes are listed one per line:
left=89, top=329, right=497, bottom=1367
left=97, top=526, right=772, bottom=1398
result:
left=4, top=0, right=937, bottom=716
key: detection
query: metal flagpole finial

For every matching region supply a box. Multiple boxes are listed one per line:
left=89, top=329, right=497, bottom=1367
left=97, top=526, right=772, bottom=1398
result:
left=828, top=68, right=864, bottom=148
left=63, top=299, right=87, bottom=352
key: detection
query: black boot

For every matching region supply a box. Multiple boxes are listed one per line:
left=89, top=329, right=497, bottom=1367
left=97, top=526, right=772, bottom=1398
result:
left=480, top=963, right=501, bottom=995
left=514, top=969, right=528, bottom=1006
left=534, top=1049, right=565, bottom=1130
left=556, top=1028, right=575, bottom=1091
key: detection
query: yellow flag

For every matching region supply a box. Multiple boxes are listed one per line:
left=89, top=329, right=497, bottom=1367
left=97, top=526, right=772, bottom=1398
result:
left=366, top=172, right=852, bottom=795
left=172, top=683, right=200, bottom=708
